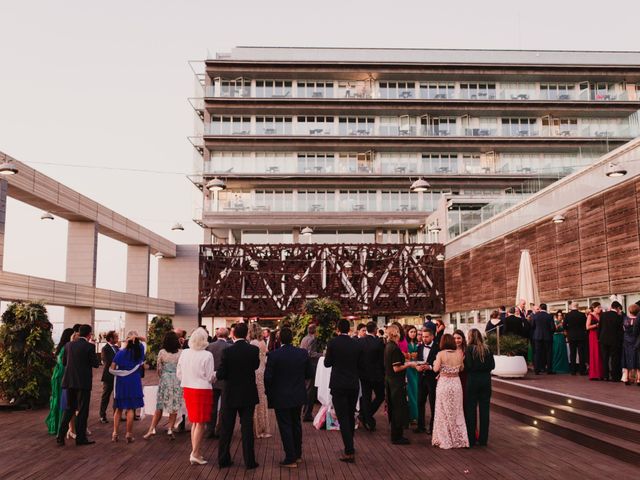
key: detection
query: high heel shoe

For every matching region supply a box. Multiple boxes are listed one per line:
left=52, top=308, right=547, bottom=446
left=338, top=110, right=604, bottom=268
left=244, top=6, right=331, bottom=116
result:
left=143, top=428, right=156, bottom=440
left=189, top=454, right=207, bottom=465
left=167, top=428, right=175, bottom=440
left=125, top=434, right=135, bottom=444
left=66, top=430, right=77, bottom=440
left=111, top=433, right=119, bottom=442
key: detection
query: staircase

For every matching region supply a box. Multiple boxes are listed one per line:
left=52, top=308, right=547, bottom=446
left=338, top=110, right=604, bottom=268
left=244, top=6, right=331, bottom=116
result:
left=491, top=379, right=640, bottom=464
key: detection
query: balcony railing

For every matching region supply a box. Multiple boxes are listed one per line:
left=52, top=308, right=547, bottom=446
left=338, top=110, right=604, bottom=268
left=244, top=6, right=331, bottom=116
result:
left=205, top=200, right=425, bottom=214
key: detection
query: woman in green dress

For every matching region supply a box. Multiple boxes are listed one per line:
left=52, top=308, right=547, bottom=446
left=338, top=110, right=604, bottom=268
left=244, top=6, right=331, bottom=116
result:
left=405, top=326, right=419, bottom=424
left=45, top=328, right=74, bottom=435
left=552, top=311, right=570, bottom=374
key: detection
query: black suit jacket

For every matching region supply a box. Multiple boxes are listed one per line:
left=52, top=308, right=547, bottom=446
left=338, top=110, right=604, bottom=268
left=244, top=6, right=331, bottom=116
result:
left=563, top=310, right=587, bottom=342
left=531, top=311, right=555, bottom=342
left=264, top=344, right=312, bottom=409
left=599, top=311, right=624, bottom=346
left=358, top=334, right=385, bottom=383
left=417, top=341, right=439, bottom=379
left=62, top=338, right=100, bottom=390
left=215, top=340, right=260, bottom=408
left=324, top=334, right=363, bottom=391
left=100, top=343, right=119, bottom=383
left=503, top=314, right=524, bottom=337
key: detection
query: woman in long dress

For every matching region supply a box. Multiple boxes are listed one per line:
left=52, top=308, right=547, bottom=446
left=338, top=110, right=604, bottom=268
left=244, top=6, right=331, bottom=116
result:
left=432, top=333, right=469, bottom=449
left=45, top=328, right=74, bottom=435
left=587, top=302, right=603, bottom=380
left=248, top=322, right=271, bottom=439
left=405, top=326, right=419, bottom=424
left=552, top=311, right=570, bottom=374
left=622, top=303, right=639, bottom=385
left=111, top=332, right=145, bottom=443
left=453, top=329, right=468, bottom=402
left=144, top=331, right=183, bottom=440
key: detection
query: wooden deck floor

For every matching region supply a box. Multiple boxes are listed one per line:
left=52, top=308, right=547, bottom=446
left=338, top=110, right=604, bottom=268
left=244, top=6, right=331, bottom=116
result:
left=0, top=372, right=637, bottom=480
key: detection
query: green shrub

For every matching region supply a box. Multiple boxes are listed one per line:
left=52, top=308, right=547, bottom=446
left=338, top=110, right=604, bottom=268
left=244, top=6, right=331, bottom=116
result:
left=146, top=315, right=173, bottom=369
left=486, top=334, right=529, bottom=357
left=304, top=298, right=342, bottom=353
left=0, top=302, right=56, bottom=407
left=285, top=313, right=313, bottom=347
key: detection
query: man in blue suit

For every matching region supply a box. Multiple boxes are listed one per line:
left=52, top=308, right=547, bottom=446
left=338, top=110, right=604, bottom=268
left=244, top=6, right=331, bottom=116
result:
left=531, top=303, right=556, bottom=374
left=264, top=327, right=313, bottom=468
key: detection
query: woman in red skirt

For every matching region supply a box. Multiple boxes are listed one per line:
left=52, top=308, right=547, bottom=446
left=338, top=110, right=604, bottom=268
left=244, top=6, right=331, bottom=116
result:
left=177, top=327, right=215, bottom=465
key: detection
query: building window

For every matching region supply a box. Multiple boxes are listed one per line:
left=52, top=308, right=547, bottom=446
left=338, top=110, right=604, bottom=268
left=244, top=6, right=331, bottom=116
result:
left=254, top=190, right=294, bottom=211
left=460, top=83, right=496, bottom=100
left=255, top=152, right=296, bottom=173
left=421, top=117, right=457, bottom=136
left=379, top=152, right=419, bottom=174
left=297, top=81, right=334, bottom=98
left=419, top=82, right=455, bottom=99
left=542, top=117, right=578, bottom=136
left=338, top=117, right=374, bottom=136
left=209, top=116, right=251, bottom=135
left=256, top=116, right=292, bottom=135
left=540, top=83, right=575, bottom=100
left=207, top=151, right=252, bottom=173
left=378, top=81, right=415, bottom=99
left=297, top=190, right=335, bottom=212
left=501, top=118, right=538, bottom=136
left=381, top=191, right=419, bottom=211
left=217, top=78, right=250, bottom=97
left=500, top=82, right=536, bottom=100
left=339, top=190, right=376, bottom=211
left=297, top=154, right=335, bottom=173
left=255, top=80, right=293, bottom=98
left=422, top=154, right=459, bottom=174
left=296, top=116, right=334, bottom=135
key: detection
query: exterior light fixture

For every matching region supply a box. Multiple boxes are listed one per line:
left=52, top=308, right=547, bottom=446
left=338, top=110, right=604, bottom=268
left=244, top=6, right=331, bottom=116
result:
left=301, top=226, right=313, bottom=236
left=171, top=222, right=184, bottom=231
left=40, top=211, right=54, bottom=221
left=436, top=253, right=445, bottom=261
left=605, top=162, right=627, bottom=178
left=0, top=158, right=18, bottom=175
left=293, top=274, right=301, bottom=280
left=367, top=272, right=374, bottom=278
left=249, top=259, right=259, bottom=269
left=344, top=261, right=353, bottom=269
left=205, top=177, right=226, bottom=192
left=410, top=177, right=430, bottom=193
left=552, top=214, right=565, bottom=224
left=154, top=252, right=164, bottom=259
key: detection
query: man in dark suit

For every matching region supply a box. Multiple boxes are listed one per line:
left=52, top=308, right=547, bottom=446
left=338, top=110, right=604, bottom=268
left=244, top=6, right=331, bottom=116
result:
left=415, top=327, right=439, bottom=434
left=99, top=330, right=119, bottom=423
left=264, top=327, right=313, bottom=468
left=357, top=321, right=385, bottom=432
left=57, top=324, right=100, bottom=446
left=215, top=322, right=260, bottom=470
left=599, top=301, right=624, bottom=382
left=324, top=319, right=363, bottom=463
left=205, top=326, right=231, bottom=438
left=503, top=307, right=525, bottom=338
left=531, top=303, right=555, bottom=374
left=563, top=302, right=588, bottom=375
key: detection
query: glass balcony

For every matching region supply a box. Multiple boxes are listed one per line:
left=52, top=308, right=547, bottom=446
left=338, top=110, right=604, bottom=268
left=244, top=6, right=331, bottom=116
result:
left=500, top=126, right=539, bottom=137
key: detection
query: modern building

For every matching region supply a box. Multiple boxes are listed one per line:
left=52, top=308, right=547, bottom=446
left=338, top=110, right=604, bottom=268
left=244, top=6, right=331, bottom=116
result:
left=189, top=47, right=640, bottom=322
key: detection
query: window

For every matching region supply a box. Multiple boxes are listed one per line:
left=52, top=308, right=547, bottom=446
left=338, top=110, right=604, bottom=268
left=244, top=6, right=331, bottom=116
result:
left=297, top=81, right=334, bottom=98
left=460, top=83, right=496, bottom=100
left=420, top=83, right=455, bottom=99
left=255, top=152, right=296, bottom=173
left=242, top=230, right=293, bottom=243
left=339, top=190, right=376, bottom=211
left=256, top=116, right=292, bottom=135
left=207, top=151, right=252, bottom=173
left=379, top=152, right=419, bottom=174
left=462, top=154, right=482, bottom=174
left=217, top=78, right=250, bottom=97
left=338, top=117, right=374, bottom=136
left=500, top=82, right=536, bottom=100
left=501, top=118, right=537, bottom=136
left=540, top=83, right=575, bottom=100
left=296, top=116, right=334, bottom=135
left=422, top=154, right=459, bottom=174
left=217, top=190, right=251, bottom=211
left=381, top=191, right=419, bottom=211
left=592, top=82, right=616, bottom=100
left=297, top=190, right=335, bottom=212
left=254, top=190, right=294, bottom=211
left=580, top=117, right=626, bottom=137
left=542, top=117, right=578, bottom=136
left=421, top=117, right=457, bottom=136
left=255, top=80, right=293, bottom=98
left=297, top=153, right=336, bottom=173
left=209, top=116, right=251, bottom=135
left=378, top=81, right=415, bottom=99
left=337, top=81, right=371, bottom=99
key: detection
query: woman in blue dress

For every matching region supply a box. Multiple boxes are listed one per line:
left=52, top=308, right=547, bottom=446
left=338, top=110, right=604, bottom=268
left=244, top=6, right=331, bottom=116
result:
left=111, top=331, right=145, bottom=443
left=405, top=325, right=420, bottom=424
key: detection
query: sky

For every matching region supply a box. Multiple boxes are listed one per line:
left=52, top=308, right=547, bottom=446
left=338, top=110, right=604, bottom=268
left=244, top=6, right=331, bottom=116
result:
left=1, top=0, right=640, bottom=330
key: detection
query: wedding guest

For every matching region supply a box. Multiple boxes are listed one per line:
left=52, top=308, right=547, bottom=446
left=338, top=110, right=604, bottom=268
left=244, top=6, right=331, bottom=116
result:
left=384, top=324, right=416, bottom=445
left=177, top=327, right=215, bottom=465
left=563, top=303, right=588, bottom=375
left=111, top=331, right=145, bottom=443
left=552, top=311, right=570, bottom=374
left=587, top=302, right=604, bottom=380
left=392, top=321, right=408, bottom=353
left=431, top=334, right=469, bottom=449
left=484, top=310, right=503, bottom=335
left=503, top=307, right=525, bottom=338
left=531, top=304, right=555, bottom=375
left=56, top=324, right=100, bottom=446
left=205, top=327, right=231, bottom=438
left=415, top=327, right=438, bottom=434
left=423, top=315, right=436, bottom=332
left=405, top=325, right=419, bottom=424
left=99, top=330, right=119, bottom=423
left=248, top=322, right=271, bottom=439
left=464, top=329, right=495, bottom=447
left=264, top=327, right=312, bottom=468
left=453, top=329, right=468, bottom=396
left=498, top=306, right=507, bottom=322
left=144, top=331, right=182, bottom=440
left=358, top=321, right=385, bottom=431
left=600, top=301, right=624, bottom=382
left=45, top=328, right=74, bottom=435
left=622, top=304, right=639, bottom=385
left=324, top=319, right=363, bottom=463
left=216, top=322, right=260, bottom=470
left=300, top=324, right=323, bottom=422
left=434, top=318, right=446, bottom=345
left=175, top=328, right=188, bottom=349
left=356, top=323, right=367, bottom=338
left=262, top=327, right=271, bottom=349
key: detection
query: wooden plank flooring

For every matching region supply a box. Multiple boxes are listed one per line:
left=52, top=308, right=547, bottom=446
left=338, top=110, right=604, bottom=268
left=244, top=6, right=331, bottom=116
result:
left=0, top=371, right=637, bottom=480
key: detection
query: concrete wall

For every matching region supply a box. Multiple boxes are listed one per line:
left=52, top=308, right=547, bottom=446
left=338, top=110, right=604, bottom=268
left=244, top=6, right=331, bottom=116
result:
left=158, top=245, right=199, bottom=331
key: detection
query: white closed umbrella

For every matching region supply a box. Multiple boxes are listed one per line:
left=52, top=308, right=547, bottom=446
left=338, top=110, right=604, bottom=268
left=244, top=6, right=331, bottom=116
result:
left=515, top=249, right=539, bottom=307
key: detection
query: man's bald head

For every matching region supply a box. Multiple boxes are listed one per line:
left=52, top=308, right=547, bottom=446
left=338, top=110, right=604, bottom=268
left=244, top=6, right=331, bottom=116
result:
left=217, top=327, right=229, bottom=339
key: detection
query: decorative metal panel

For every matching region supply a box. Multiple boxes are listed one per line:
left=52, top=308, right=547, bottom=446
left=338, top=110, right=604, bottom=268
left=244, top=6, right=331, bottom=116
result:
left=199, top=243, right=445, bottom=317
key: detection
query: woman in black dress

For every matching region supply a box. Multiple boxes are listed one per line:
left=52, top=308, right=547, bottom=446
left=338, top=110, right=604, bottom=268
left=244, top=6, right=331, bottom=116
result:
left=384, top=324, right=417, bottom=445
left=464, top=328, right=495, bottom=447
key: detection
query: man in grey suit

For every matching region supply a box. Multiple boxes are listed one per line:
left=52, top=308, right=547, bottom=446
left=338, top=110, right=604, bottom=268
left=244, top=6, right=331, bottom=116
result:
left=206, top=327, right=231, bottom=438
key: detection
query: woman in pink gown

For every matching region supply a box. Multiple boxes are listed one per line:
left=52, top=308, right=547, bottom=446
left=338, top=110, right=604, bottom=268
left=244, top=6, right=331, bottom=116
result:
left=587, top=302, right=603, bottom=380
left=432, top=334, right=469, bottom=449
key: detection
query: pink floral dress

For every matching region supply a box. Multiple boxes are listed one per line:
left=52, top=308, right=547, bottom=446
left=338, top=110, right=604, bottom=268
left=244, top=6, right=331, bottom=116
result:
left=432, top=350, right=469, bottom=449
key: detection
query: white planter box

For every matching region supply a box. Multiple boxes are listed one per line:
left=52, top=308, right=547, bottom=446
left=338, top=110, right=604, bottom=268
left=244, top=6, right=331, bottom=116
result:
left=492, top=355, right=528, bottom=378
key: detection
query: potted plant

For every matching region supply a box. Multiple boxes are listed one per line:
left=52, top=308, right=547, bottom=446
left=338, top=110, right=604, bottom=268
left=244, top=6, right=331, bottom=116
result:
left=146, top=315, right=173, bottom=369
left=486, top=333, right=529, bottom=378
left=303, top=297, right=341, bottom=353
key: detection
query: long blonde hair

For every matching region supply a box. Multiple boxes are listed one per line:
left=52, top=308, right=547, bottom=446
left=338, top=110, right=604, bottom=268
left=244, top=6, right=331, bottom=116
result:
left=467, top=328, right=489, bottom=362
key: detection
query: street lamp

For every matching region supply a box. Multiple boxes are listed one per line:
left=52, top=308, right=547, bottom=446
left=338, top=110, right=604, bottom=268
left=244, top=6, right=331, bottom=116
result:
left=205, top=177, right=226, bottom=192
left=410, top=177, right=430, bottom=193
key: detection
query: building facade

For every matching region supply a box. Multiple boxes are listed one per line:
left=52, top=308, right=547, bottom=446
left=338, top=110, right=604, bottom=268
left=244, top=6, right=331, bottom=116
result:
left=190, top=47, right=640, bottom=320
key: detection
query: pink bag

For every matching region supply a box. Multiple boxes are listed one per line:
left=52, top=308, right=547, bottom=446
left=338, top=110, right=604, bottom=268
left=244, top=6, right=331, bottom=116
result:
left=313, top=405, right=328, bottom=430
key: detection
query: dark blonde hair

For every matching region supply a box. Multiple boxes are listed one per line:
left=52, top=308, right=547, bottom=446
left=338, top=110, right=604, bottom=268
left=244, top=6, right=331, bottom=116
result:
left=467, top=328, right=489, bottom=362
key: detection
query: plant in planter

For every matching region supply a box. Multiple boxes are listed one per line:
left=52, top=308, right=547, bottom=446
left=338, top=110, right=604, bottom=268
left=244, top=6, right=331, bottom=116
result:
left=0, top=301, right=56, bottom=407
left=285, top=312, right=314, bottom=347
left=303, top=297, right=342, bottom=353
left=486, top=334, right=529, bottom=378
left=146, top=315, right=173, bottom=369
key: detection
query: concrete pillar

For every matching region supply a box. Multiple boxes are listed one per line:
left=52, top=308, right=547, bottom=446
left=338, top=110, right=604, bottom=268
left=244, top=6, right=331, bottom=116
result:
left=64, top=221, right=98, bottom=328
left=124, top=245, right=150, bottom=336
left=0, top=179, right=7, bottom=270
left=158, top=245, right=199, bottom=332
